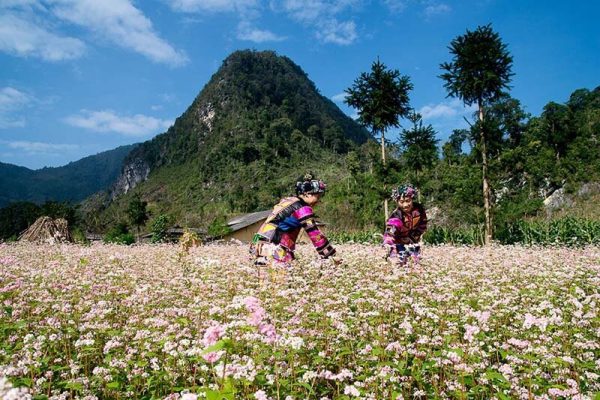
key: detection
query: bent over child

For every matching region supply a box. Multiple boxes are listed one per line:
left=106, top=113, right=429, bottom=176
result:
left=383, top=184, right=428, bottom=266
left=250, top=174, right=338, bottom=269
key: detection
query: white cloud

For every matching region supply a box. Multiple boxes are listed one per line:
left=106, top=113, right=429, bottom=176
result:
left=2, top=140, right=79, bottom=154
left=168, top=0, right=259, bottom=13
left=48, top=0, right=188, bottom=67
left=382, top=0, right=407, bottom=13
left=64, top=109, right=173, bottom=137
left=0, top=87, right=34, bottom=128
left=424, top=3, right=451, bottom=18
left=418, top=99, right=475, bottom=120
left=331, top=92, right=347, bottom=102
left=277, top=0, right=361, bottom=45
left=316, top=18, right=357, bottom=45
left=0, top=13, right=86, bottom=61
left=0, top=87, right=31, bottom=111
left=237, top=21, right=285, bottom=42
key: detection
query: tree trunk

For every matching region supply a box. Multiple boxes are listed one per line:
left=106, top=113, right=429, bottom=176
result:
left=479, top=100, right=492, bottom=245
left=381, top=130, right=389, bottom=219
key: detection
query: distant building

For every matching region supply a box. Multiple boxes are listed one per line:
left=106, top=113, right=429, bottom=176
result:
left=223, top=210, right=271, bottom=242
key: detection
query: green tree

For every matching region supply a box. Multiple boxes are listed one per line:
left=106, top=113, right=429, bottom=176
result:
left=0, top=202, right=41, bottom=240
left=440, top=24, right=514, bottom=244
left=150, top=214, right=171, bottom=243
left=127, top=194, right=148, bottom=241
left=345, top=58, right=413, bottom=218
left=400, top=112, right=440, bottom=175
left=540, top=101, right=573, bottom=160
left=442, top=129, right=469, bottom=165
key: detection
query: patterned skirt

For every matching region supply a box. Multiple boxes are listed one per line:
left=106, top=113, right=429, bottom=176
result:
left=250, top=241, right=294, bottom=268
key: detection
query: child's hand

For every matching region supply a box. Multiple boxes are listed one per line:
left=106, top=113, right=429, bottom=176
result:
left=330, top=256, right=343, bottom=266
left=383, top=244, right=394, bottom=259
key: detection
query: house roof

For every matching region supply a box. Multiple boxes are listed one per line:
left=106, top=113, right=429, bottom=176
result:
left=227, top=210, right=271, bottom=232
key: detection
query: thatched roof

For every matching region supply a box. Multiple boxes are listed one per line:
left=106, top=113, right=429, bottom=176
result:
left=19, top=216, right=72, bottom=244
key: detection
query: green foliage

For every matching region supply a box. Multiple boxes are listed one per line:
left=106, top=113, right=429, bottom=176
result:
left=424, top=225, right=485, bottom=245
left=345, top=58, right=413, bottom=136
left=150, top=214, right=170, bottom=243
left=440, top=24, right=514, bottom=107
left=103, top=222, right=135, bottom=245
left=127, top=194, right=149, bottom=236
left=71, top=227, right=90, bottom=245
left=0, top=201, right=41, bottom=240
left=207, top=216, right=232, bottom=238
left=496, top=217, right=600, bottom=246
left=400, top=112, right=439, bottom=173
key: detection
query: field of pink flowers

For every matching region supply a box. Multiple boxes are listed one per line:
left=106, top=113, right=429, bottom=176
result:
left=0, top=242, right=599, bottom=400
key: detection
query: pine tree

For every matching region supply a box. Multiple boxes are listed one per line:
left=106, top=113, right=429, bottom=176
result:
left=440, top=24, right=514, bottom=244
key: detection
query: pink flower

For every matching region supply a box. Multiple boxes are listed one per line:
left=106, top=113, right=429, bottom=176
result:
left=202, top=351, right=223, bottom=363
left=344, top=385, right=360, bottom=397
left=203, top=324, right=225, bottom=346
left=244, top=296, right=262, bottom=312
left=463, top=324, right=480, bottom=342
left=181, top=394, right=198, bottom=400
left=507, top=338, right=529, bottom=349
left=244, top=296, right=266, bottom=326
left=258, top=323, right=277, bottom=343
left=254, top=390, right=269, bottom=400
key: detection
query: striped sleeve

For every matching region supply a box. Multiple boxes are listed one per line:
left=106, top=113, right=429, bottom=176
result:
left=293, top=206, right=336, bottom=258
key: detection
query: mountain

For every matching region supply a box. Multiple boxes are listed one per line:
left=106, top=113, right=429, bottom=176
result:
left=0, top=144, right=137, bottom=208
left=99, top=50, right=370, bottom=228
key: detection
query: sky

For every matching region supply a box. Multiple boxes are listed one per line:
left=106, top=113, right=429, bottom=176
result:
left=1, top=0, right=599, bottom=170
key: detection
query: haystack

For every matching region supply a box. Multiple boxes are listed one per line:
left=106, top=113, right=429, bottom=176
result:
left=19, top=216, right=72, bottom=244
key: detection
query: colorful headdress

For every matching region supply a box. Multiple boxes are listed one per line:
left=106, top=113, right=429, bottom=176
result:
left=296, top=173, right=326, bottom=196
left=391, top=184, right=418, bottom=201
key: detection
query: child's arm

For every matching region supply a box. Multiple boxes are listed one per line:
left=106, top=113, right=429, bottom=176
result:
left=293, top=206, right=336, bottom=259
left=409, top=207, right=428, bottom=243
left=383, top=217, right=402, bottom=246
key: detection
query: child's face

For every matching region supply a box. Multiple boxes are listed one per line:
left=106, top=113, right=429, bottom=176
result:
left=302, top=193, right=322, bottom=206
left=397, top=197, right=413, bottom=213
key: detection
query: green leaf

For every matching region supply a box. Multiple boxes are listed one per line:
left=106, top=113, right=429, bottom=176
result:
left=106, top=381, right=120, bottom=389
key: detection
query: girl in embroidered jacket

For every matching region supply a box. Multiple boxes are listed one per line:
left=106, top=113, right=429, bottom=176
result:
left=383, top=184, right=428, bottom=266
left=251, top=174, right=339, bottom=268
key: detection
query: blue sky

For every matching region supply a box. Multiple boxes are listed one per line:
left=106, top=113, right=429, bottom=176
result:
left=1, top=0, right=598, bottom=169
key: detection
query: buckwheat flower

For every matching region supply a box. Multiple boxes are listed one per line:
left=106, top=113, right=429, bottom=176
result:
left=181, top=394, right=198, bottom=400
left=202, top=351, right=224, bottom=363
left=498, top=364, right=514, bottom=379
left=463, top=324, right=480, bottom=342
left=446, top=351, right=461, bottom=364
left=344, top=385, right=360, bottom=397
left=258, top=323, right=277, bottom=343
left=254, top=390, right=269, bottom=400
left=203, top=324, right=225, bottom=347
left=507, top=338, right=530, bottom=349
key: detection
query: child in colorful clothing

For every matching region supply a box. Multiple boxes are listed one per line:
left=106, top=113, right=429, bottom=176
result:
left=250, top=174, right=339, bottom=268
left=383, top=184, right=428, bottom=266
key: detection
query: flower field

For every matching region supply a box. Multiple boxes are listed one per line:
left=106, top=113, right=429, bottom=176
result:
left=1, top=243, right=599, bottom=400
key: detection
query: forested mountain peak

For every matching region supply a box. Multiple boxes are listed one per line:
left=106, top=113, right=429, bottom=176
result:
left=103, top=50, right=370, bottom=226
